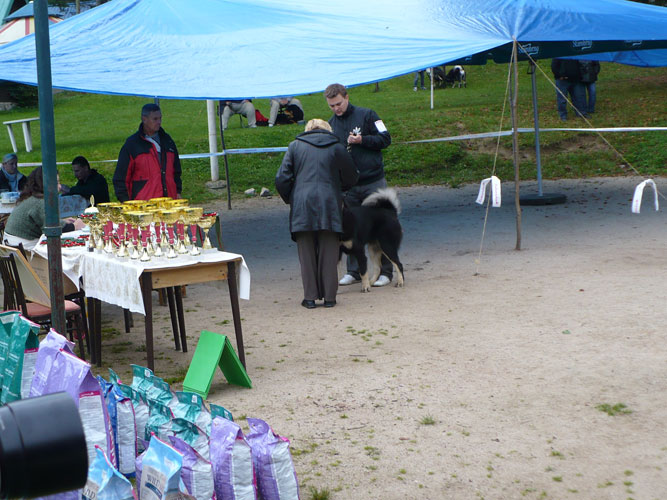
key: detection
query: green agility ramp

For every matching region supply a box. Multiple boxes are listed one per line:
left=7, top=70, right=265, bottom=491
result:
left=182, top=330, right=251, bottom=398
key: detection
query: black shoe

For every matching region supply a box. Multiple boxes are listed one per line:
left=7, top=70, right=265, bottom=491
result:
left=324, top=300, right=336, bottom=308
left=301, top=299, right=316, bottom=309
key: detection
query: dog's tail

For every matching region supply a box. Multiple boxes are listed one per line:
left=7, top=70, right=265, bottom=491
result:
left=362, top=188, right=401, bottom=214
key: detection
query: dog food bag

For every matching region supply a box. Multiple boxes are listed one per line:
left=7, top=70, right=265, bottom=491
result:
left=29, top=329, right=75, bottom=398
left=246, top=418, right=300, bottom=500
left=209, top=403, right=234, bottom=424
left=209, top=416, right=257, bottom=500
left=169, top=436, right=216, bottom=500
left=173, top=391, right=212, bottom=432
left=82, top=445, right=136, bottom=500
left=99, top=376, right=137, bottom=477
left=131, top=364, right=155, bottom=397
left=139, top=434, right=192, bottom=500
left=146, top=378, right=177, bottom=407
left=1, top=313, right=39, bottom=403
left=145, top=399, right=174, bottom=442
left=119, top=383, right=150, bottom=454
left=171, top=417, right=210, bottom=461
left=0, top=311, right=18, bottom=393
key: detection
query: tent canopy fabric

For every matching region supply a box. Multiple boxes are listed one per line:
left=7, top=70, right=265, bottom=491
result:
left=0, top=0, right=665, bottom=100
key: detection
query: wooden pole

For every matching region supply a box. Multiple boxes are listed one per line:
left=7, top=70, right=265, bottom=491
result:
left=510, top=39, right=522, bottom=251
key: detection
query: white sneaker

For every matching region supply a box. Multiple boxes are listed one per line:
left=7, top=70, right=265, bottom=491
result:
left=268, top=123, right=274, bottom=127
left=339, top=274, right=360, bottom=285
left=372, top=275, right=391, bottom=287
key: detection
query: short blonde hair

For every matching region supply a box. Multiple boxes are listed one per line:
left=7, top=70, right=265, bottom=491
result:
left=305, top=118, right=332, bottom=132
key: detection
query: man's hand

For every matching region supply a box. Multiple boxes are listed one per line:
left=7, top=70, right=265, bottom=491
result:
left=347, top=133, right=363, bottom=145
left=59, top=183, right=70, bottom=194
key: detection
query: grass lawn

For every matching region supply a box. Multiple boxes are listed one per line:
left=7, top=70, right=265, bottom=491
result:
left=1, top=60, right=665, bottom=204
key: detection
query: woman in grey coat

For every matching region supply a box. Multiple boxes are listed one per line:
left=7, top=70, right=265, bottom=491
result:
left=275, top=119, right=358, bottom=309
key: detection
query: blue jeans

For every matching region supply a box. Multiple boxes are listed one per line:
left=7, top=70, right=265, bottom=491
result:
left=583, top=82, right=596, bottom=114
left=555, top=79, right=586, bottom=119
left=413, top=71, right=425, bottom=88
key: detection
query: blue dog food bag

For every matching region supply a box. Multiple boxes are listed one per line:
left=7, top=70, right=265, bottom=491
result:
left=82, top=445, right=136, bottom=500
left=139, top=435, right=191, bottom=500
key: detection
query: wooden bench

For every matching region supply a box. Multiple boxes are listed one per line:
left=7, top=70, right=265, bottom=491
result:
left=3, top=117, right=39, bottom=153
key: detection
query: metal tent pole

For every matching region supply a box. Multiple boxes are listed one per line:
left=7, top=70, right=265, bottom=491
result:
left=35, top=0, right=66, bottom=334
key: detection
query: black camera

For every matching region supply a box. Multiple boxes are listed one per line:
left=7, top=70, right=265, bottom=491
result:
left=0, top=392, right=88, bottom=498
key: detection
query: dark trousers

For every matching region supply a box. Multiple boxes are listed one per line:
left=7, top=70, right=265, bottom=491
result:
left=343, top=178, right=393, bottom=280
left=295, top=230, right=339, bottom=302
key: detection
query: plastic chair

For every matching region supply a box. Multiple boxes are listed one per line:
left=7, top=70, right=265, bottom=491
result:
left=0, top=250, right=87, bottom=359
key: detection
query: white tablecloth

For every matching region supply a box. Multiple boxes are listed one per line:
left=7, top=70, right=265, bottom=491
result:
left=32, top=230, right=89, bottom=290
left=33, top=238, right=250, bottom=315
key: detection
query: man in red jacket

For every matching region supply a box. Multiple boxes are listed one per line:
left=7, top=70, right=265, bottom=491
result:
left=113, top=103, right=182, bottom=201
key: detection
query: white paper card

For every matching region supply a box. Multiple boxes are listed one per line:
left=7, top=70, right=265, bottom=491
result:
left=374, top=120, right=387, bottom=133
left=631, top=179, right=659, bottom=214
left=476, top=176, right=501, bottom=207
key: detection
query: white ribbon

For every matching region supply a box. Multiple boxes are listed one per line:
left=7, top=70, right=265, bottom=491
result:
left=476, top=176, right=501, bottom=207
left=631, top=179, right=659, bottom=214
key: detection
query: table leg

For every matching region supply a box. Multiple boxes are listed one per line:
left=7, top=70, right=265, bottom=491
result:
left=227, top=261, right=245, bottom=368
left=141, top=272, right=154, bottom=371
left=123, top=309, right=132, bottom=333
left=87, top=297, right=97, bottom=365
left=5, top=124, right=17, bottom=153
left=166, top=287, right=181, bottom=350
left=174, top=285, right=187, bottom=352
left=22, top=122, right=32, bottom=152
left=94, top=299, right=102, bottom=367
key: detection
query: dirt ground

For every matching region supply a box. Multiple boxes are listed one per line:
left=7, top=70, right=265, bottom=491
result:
left=96, top=176, right=667, bottom=499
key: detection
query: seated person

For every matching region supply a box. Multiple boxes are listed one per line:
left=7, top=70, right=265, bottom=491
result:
left=220, top=99, right=256, bottom=130
left=0, top=153, right=26, bottom=193
left=3, top=166, right=85, bottom=251
left=59, top=155, right=110, bottom=204
left=268, top=97, right=304, bottom=127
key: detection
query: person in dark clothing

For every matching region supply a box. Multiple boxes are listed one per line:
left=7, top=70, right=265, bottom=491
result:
left=113, top=103, right=182, bottom=202
left=324, top=82, right=393, bottom=287
left=551, top=58, right=587, bottom=121
left=275, top=119, right=358, bottom=309
left=59, top=156, right=110, bottom=204
left=578, top=60, right=601, bottom=115
left=0, top=153, right=26, bottom=193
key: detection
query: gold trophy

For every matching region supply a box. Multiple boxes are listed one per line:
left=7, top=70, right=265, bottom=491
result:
left=159, top=209, right=181, bottom=259
left=149, top=197, right=173, bottom=209
left=123, top=211, right=144, bottom=259
left=133, top=212, right=154, bottom=262
left=198, top=213, right=217, bottom=250
left=182, top=207, right=203, bottom=256
left=96, top=202, right=121, bottom=253
left=84, top=215, right=103, bottom=251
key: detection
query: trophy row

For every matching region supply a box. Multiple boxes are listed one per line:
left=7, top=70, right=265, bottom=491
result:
left=79, top=197, right=217, bottom=261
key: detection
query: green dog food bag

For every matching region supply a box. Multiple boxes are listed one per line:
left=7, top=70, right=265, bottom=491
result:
left=1, top=314, right=39, bottom=403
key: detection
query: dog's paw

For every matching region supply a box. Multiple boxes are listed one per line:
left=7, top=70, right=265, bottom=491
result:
left=361, top=285, right=371, bottom=293
left=395, top=281, right=404, bottom=288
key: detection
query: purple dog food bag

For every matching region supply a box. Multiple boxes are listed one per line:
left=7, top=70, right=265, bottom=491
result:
left=29, top=329, right=75, bottom=398
left=209, top=416, right=257, bottom=500
left=169, top=436, right=216, bottom=499
left=246, top=418, right=299, bottom=500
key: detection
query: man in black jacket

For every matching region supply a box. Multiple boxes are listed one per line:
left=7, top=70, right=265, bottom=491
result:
left=325, top=83, right=393, bottom=287
left=60, top=156, right=110, bottom=204
left=551, top=58, right=587, bottom=121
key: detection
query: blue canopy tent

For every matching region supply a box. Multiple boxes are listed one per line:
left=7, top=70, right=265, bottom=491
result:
left=0, top=0, right=665, bottom=99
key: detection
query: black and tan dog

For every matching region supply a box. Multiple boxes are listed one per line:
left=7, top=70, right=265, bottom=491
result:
left=340, top=188, right=404, bottom=292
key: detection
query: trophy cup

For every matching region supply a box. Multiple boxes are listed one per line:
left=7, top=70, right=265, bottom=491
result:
left=182, top=207, right=203, bottom=256
left=83, top=215, right=102, bottom=251
left=198, top=212, right=217, bottom=250
left=145, top=208, right=163, bottom=257
left=96, top=202, right=121, bottom=254
left=149, top=197, right=173, bottom=209
left=159, top=209, right=181, bottom=259
left=135, top=212, right=155, bottom=262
